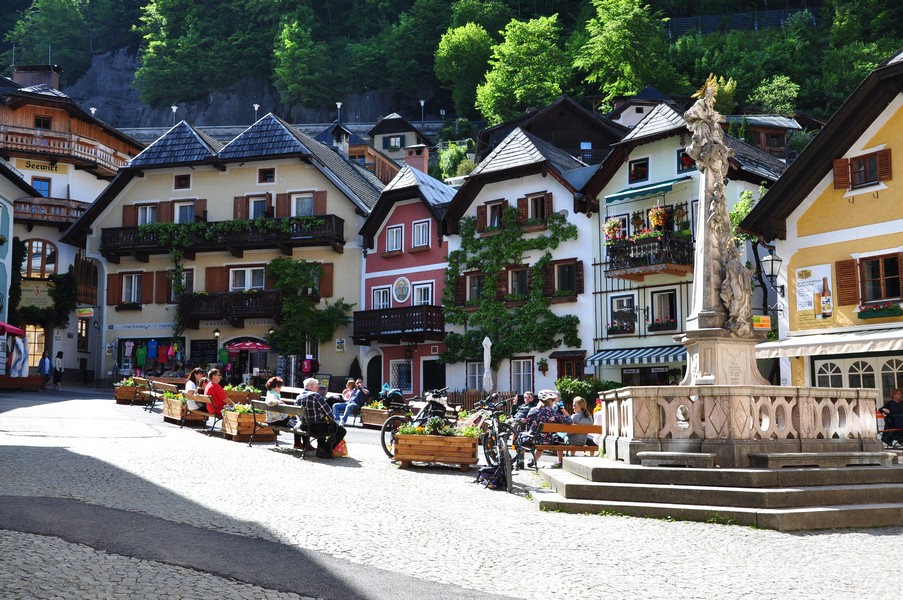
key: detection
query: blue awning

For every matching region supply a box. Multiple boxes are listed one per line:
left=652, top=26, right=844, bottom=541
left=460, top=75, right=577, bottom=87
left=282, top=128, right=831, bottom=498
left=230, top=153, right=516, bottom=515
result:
left=604, top=176, right=693, bottom=205
left=586, top=344, right=687, bottom=367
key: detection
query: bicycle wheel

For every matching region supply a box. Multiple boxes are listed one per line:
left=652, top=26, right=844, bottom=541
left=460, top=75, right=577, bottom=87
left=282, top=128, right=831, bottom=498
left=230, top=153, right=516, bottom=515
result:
left=380, top=415, right=408, bottom=459
left=501, top=435, right=513, bottom=493
left=482, top=425, right=501, bottom=467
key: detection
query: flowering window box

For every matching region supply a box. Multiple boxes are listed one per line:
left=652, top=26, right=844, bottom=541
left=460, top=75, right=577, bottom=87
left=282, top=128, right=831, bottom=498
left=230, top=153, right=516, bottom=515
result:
left=648, top=321, right=677, bottom=332
left=607, top=325, right=635, bottom=335
left=858, top=305, right=903, bottom=319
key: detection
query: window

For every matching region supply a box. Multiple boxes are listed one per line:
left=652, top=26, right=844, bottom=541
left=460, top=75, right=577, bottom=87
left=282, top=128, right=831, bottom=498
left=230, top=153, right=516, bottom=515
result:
left=77, top=318, right=89, bottom=353
left=25, top=325, right=46, bottom=369
left=861, top=254, right=901, bottom=303
left=293, top=194, right=314, bottom=217
left=528, top=194, right=548, bottom=221
left=386, top=225, right=403, bottom=252
left=466, top=362, right=485, bottom=391
left=650, top=290, right=677, bottom=329
left=174, top=174, right=191, bottom=189
left=34, top=116, right=51, bottom=130
left=390, top=359, right=412, bottom=392
left=628, top=158, right=649, bottom=183
left=258, top=168, right=275, bottom=183
left=511, top=358, right=533, bottom=394
left=412, top=283, right=433, bottom=306
left=556, top=262, right=576, bottom=294
left=677, top=149, right=695, bottom=173
left=580, top=141, right=593, bottom=162
left=372, top=287, right=390, bottom=310
left=174, top=201, right=195, bottom=224
left=171, top=269, right=194, bottom=302
left=852, top=154, right=879, bottom=187
left=31, top=177, right=50, bottom=198
left=467, top=274, right=484, bottom=302
left=122, top=273, right=142, bottom=303
left=487, top=202, right=504, bottom=228
left=635, top=107, right=644, bottom=114
left=412, top=220, right=430, bottom=248
left=21, top=239, right=57, bottom=279
left=388, top=135, right=403, bottom=150
left=881, top=359, right=903, bottom=397
left=609, top=294, right=636, bottom=334
left=137, top=204, right=157, bottom=225
left=848, top=361, right=876, bottom=389
left=833, top=149, right=891, bottom=190
left=249, top=196, right=267, bottom=219
left=230, top=267, right=265, bottom=291
left=767, top=133, right=782, bottom=148
left=816, top=362, right=843, bottom=388
left=510, top=268, right=528, bottom=297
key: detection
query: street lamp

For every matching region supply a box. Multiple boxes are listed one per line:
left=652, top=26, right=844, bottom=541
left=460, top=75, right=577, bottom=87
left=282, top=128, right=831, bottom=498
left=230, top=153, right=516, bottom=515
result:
left=253, top=103, right=260, bottom=121
left=170, top=105, right=177, bottom=126
left=336, top=101, right=342, bottom=123
left=439, top=108, right=445, bottom=122
left=213, top=328, right=221, bottom=340
left=419, top=99, right=425, bottom=126
left=761, top=249, right=785, bottom=297
left=89, top=107, right=97, bottom=117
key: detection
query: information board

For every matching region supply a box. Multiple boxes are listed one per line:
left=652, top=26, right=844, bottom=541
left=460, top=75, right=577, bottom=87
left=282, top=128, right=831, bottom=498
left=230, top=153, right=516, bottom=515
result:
left=190, top=339, right=219, bottom=367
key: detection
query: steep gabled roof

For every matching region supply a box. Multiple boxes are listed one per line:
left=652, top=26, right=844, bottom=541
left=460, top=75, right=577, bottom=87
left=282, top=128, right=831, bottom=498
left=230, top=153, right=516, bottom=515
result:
left=359, top=165, right=455, bottom=249
left=219, top=113, right=311, bottom=160
left=129, top=121, right=221, bottom=168
left=742, top=48, right=903, bottom=240
left=313, top=121, right=366, bottom=146
left=0, top=160, right=41, bottom=197
left=367, top=112, right=428, bottom=143
left=724, top=135, right=788, bottom=184
left=619, top=102, right=687, bottom=145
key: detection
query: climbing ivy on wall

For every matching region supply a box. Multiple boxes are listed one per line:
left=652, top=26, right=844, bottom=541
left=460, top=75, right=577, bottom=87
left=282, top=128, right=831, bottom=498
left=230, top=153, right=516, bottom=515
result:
left=442, top=207, right=581, bottom=367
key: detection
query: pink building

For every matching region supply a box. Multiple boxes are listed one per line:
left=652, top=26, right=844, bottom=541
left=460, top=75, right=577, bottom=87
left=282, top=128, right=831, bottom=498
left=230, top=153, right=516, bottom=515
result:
left=355, top=166, right=455, bottom=396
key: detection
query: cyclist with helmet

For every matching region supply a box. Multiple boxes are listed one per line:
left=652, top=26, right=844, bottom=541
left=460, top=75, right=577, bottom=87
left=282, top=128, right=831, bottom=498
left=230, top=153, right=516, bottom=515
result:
left=525, top=389, right=571, bottom=469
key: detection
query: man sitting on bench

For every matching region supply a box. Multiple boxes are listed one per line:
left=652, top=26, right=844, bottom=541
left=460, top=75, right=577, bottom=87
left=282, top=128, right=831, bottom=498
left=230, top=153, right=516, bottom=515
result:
left=526, top=389, right=571, bottom=469
left=296, top=377, right=346, bottom=459
left=880, top=388, right=903, bottom=448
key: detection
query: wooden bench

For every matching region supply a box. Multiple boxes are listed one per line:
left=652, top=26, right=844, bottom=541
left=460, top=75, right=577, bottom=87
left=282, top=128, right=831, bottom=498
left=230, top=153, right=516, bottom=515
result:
left=143, top=381, right=180, bottom=413
left=161, top=392, right=211, bottom=429
left=130, top=377, right=154, bottom=407
left=533, top=423, right=603, bottom=458
left=249, top=399, right=321, bottom=457
left=0, top=375, right=47, bottom=391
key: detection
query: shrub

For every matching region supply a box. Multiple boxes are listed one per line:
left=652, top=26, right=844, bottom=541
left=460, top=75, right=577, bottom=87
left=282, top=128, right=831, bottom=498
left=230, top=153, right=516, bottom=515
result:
left=555, top=376, right=620, bottom=403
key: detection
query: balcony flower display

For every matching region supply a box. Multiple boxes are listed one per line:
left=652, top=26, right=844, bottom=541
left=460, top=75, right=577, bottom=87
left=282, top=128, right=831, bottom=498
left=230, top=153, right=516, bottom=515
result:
left=648, top=204, right=668, bottom=228
left=631, top=211, right=644, bottom=230
left=648, top=317, right=677, bottom=331
left=607, top=319, right=635, bottom=334
left=603, top=218, right=622, bottom=240
left=857, top=302, right=903, bottom=319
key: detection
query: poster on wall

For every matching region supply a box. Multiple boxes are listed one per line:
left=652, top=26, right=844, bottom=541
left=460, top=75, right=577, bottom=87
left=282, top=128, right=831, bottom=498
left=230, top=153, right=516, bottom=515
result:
left=795, top=264, right=833, bottom=329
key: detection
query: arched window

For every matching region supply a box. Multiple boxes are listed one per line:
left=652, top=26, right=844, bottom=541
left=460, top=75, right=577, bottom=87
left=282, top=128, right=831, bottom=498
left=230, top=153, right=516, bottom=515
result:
left=21, top=239, right=58, bottom=279
left=880, top=359, right=903, bottom=397
left=816, top=362, right=843, bottom=388
left=848, top=360, right=876, bottom=389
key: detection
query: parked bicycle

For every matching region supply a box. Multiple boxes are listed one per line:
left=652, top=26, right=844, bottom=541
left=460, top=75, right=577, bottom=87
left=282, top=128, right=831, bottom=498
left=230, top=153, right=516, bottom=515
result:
left=479, top=399, right=515, bottom=492
left=379, top=387, right=454, bottom=458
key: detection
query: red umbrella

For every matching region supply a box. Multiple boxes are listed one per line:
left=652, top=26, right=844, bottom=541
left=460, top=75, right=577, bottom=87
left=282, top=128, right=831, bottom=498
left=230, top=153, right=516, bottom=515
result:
left=225, top=341, right=270, bottom=352
left=0, top=321, right=25, bottom=336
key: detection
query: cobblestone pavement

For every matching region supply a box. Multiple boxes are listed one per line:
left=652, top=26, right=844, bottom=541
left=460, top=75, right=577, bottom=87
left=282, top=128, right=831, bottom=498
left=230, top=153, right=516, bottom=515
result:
left=1, top=390, right=901, bottom=600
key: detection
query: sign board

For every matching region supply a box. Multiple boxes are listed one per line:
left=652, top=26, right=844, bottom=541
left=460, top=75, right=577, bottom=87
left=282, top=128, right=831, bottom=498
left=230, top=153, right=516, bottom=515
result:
left=190, top=339, right=218, bottom=367
left=795, top=264, right=833, bottom=329
left=753, top=315, right=772, bottom=330
left=76, top=307, right=95, bottom=318
left=19, top=281, right=53, bottom=309
left=316, top=374, right=332, bottom=393
left=16, top=158, right=68, bottom=174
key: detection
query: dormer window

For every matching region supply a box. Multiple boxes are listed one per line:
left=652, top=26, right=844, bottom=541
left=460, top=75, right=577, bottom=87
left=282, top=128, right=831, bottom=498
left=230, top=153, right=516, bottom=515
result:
left=628, top=158, right=649, bottom=184
left=833, top=149, right=891, bottom=190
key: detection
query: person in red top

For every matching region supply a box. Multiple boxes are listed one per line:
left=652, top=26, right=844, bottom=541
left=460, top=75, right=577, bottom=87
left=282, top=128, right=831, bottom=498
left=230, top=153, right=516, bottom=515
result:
left=203, top=368, right=231, bottom=416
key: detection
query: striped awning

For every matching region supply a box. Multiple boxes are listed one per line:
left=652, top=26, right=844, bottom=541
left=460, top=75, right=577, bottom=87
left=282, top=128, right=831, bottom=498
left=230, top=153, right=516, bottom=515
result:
left=604, top=176, right=692, bottom=205
left=586, top=344, right=687, bottom=367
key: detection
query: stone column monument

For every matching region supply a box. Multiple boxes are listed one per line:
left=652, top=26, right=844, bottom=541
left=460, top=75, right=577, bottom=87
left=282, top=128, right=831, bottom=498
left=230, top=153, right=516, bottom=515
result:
left=679, top=76, right=769, bottom=386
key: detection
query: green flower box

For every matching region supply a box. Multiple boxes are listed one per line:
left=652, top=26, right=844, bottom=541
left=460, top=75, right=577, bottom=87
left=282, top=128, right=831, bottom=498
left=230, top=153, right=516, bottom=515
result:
left=858, top=308, right=903, bottom=320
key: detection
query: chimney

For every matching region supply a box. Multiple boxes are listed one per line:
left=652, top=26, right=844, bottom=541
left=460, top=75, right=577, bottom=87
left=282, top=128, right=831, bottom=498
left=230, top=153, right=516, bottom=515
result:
left=13, top=65, right=62, bottom=90
left=403, top=144, right=429, bottom=174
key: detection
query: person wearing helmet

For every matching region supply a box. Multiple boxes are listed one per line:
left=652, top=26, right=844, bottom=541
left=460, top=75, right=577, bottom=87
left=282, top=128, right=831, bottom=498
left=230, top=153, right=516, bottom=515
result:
left=525, top=389, right=571, bottom=468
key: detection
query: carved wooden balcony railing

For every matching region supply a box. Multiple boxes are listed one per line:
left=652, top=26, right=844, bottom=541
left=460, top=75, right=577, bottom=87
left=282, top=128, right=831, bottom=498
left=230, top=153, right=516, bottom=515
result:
left=0, top=124, right=131, bottom=176
left=178, top=290, right=282, bottom=329
left=100, top=215, right=345, bottom=263
left=352, top=305, right=445, bottom=345
left=14, top=197, right=89, bottom=228
left=605, top=232, right=694, bottom=281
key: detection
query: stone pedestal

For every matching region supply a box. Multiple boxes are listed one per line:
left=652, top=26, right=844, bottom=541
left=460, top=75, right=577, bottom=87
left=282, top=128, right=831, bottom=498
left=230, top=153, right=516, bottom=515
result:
left=677, top=329, right=769, bottom=386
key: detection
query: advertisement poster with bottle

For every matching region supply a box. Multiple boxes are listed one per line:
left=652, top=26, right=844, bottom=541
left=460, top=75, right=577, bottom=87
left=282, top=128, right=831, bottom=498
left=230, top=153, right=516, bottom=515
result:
left=795, top=264, right=833, bottom=329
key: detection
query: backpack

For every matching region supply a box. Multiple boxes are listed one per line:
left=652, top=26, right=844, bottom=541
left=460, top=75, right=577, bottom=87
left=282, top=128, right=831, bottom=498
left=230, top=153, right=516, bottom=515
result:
left=476, top=464, right=506, bottom=490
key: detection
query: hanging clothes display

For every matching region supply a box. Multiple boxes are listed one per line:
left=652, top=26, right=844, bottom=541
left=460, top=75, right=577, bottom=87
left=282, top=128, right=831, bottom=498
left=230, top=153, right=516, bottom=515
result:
left=124, top=340, right=134, bottom=357
left=146, top=339, right=158, bottom=359
left=135, top=344, right=148, bottom=367
left=157, top=344, right=168, bottom=364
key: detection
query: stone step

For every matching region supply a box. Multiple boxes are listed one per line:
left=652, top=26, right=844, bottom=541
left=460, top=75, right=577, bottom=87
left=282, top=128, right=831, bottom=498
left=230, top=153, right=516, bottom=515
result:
left=542, top=469, right=903, bottom=508
left=637, top=451, right=717, bottom=468
left=564, top=457, right=903, bottom=487
left=531, top=487, right=903, bottom=531
left=749, top=452, right=893, bottom=468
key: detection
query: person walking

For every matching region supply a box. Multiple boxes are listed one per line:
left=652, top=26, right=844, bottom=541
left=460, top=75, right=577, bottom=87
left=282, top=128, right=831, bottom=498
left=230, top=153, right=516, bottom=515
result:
left=52, top=351, right=64, bottom=391
left=38, top=351, right=52, bottom=385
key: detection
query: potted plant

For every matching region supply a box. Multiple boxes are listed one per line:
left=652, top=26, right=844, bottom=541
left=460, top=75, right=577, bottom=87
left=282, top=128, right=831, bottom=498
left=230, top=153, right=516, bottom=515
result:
left=221, top=403, right=274, bottom=441
left=360, top=399, right=390, bottom=429
left=857, top=302, right=903, bottom=319
left=223, top=383, right=261, bottom=404
left=631, top=211, right=645, bottom=231
left=537, top=358, right=549, bottom=375
left=114, top=377, right=138, bottom=403
left=161, top=390, right=207, bottom=426
left=648, top=204, right=668, bottom=228
left=603, top=218, right=622, bottom=241
left=394, top=417, right=480, bottom=471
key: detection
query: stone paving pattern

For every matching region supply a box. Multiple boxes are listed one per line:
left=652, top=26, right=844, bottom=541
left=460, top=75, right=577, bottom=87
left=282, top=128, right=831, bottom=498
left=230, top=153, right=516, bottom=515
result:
left=1, top=391, right=901, bottom=599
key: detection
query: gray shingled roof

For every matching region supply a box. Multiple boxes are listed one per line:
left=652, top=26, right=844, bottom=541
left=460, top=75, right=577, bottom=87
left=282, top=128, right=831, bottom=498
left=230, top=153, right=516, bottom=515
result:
left=313, top=122, right=366, bottom=146
left=18, top=83, right=69, bottom=98
left=384, top=165, right=455, bottom=208
left=620, top=103, right=686, bottom=143
left=129, top=121, right=220, bottom=167
left=725, top=135, right=788, bottom=182
left=725, top=115, right=801, bottom=130
left=219, top=113, right=311, bottom=159
left=470, top=128, right=585, bottom=178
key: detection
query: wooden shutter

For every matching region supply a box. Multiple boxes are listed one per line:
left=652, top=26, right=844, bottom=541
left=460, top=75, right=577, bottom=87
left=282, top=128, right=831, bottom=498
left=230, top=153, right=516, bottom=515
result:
left=835, top=259, right=860, bottom=306
left=313, top=190, right=327, bottom=215
left=141, top=272, right=155, bottom=304
left=157, top=201, right=173, bottom=223
left=194, top=198, right=207, bottom=222
left=205, top=266, right=228, bottom=293
left=399, top=134, right=406, bottom=147
left=517, top=197, right=528, bottom=224
left=455, top=276, right=466, bottom=305
left=233, top=196, right=248, bottom=219
left=265, top=192, right=274, bottom=216
left=122, top=205, right=138, bottom=227
left=833, top=159, right=850, bottom=190
left=382, top=136, right=390, bottom=149
left=275, top=193, right=291, bottom=217
left=575, top=260, right=584, bottom=294
left=154, top=271, right=169, bottom=304
left=542, top=263, right=555, bottom=296
left=319, top=263, right=334, bottom=297
left=106, top=274, right=121, bottom=305
left=476, top=205, right=487, bottom=232
left=877, top=148, right=892, bottom=181
left=544, top=193, right=553, bottom=220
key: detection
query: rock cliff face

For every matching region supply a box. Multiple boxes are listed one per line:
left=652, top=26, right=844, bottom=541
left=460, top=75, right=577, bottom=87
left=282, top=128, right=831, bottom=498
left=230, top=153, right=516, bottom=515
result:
left=63, top=47, right=425, bottom=129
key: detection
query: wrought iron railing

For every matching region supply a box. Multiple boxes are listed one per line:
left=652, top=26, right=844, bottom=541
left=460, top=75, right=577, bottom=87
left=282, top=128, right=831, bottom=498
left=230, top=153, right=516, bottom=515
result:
left=178, top=290, right=282, bottom=324
left=352, top=305, right=445, bottom=341
left=605, top=232, right=694, bottom=272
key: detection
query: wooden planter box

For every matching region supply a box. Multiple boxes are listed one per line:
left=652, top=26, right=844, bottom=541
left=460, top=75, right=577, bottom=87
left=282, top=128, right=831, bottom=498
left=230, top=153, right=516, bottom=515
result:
left=114, top=385, right=137, bottom=404
left=858, top=309, right=902, bottom=320
left=162, top=396, right=208, bottom=426
left=225, top=390, right=255, bottom=404
left=221, top=411, right=274, bottom=442
left=360, top=407, right=389, bottom=429
left=394, top=434, right=478, bottom=471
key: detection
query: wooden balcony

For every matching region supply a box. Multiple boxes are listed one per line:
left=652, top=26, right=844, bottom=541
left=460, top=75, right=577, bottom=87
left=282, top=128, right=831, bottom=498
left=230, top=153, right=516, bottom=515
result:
left=100, top=215, right=345, bottom=263
left=605, top=233, right=694, bottom=281
left=0, top=124, right=131, bottom=177
left=178, top=290, right=282, bottom=329
left=352, top=305, right=445, bottom=345
left=14, top=196, right=89, bottom=229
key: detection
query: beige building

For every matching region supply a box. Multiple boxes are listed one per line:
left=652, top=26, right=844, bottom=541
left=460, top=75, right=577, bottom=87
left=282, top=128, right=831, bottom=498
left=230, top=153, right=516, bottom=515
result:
left=64, top=114, right=381, bottom=385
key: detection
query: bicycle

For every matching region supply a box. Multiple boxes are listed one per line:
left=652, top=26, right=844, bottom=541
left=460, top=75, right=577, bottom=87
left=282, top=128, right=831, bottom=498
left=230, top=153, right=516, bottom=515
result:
left=379, top=387, right=454, bottom=458
left=480, top=400, right=514, bottom=493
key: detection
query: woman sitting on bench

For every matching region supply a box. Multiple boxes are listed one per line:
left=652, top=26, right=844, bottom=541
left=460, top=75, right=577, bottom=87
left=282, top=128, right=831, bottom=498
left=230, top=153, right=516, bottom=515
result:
left=566, top=397, right=596, bottom=456
left=183, top=368, right=207, bottom=412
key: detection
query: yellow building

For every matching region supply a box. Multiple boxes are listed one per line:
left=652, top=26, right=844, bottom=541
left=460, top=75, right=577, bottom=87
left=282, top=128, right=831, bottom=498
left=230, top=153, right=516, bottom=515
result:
left=64, top=114, right=381, bottom=385
left=743, top=51, right=903, bottom=404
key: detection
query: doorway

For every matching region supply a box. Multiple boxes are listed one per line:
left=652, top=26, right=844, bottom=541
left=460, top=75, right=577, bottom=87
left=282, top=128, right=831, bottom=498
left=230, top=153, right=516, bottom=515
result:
left=422, top=358, right=446, bottom=392
left=366, top=355, right=382, bottom=391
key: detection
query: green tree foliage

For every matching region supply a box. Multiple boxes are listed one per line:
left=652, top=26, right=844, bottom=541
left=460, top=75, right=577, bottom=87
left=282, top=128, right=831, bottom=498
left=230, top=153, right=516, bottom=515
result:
left=746, top=74, right=799, bottom=115
left=382, top=0, right=451, bottom=95
left=450, top=0, right=513, bottom=39
left=712, top=75, right=737, bottom=115
left=574, top=0, right=686, bottom=103
left=435, top=23, right=493, bottom=117
left=555, top=376, right=620, bottom=403
left=266, top=258, right=353, bottom=356
left=273, top=17, right=332, bottom=106
left=437, top=142, right=468, bottom=180
left=475, top=15, right=570, bottom=125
